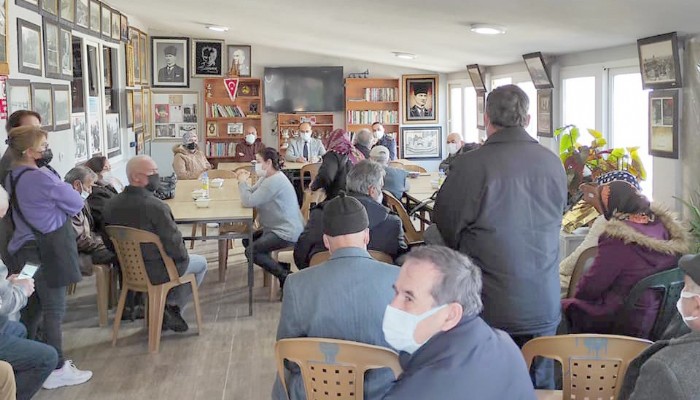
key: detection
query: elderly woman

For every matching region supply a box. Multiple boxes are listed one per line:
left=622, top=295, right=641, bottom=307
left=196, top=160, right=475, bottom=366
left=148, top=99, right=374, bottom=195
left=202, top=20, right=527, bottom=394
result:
left=310, top=129, right=364, bottom=200
left=562, top=180, right=689, bottom=338
left=172, top=131, right=211, bottom=180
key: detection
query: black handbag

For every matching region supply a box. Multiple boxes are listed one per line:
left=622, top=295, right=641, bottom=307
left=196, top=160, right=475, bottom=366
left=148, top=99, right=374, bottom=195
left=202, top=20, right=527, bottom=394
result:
left=154, top=172, right=177, bottom=200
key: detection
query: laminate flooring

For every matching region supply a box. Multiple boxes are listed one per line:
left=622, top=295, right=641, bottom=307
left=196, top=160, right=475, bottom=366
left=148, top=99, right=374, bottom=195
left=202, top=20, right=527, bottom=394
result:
left=33, top=236, right=283, bottom=400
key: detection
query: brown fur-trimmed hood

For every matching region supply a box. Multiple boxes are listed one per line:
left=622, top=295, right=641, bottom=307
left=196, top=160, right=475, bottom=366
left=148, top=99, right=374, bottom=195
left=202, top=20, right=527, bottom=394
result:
left=603, top=204, right=690, bottom=255
left=172, top=144, right=190, bottom=155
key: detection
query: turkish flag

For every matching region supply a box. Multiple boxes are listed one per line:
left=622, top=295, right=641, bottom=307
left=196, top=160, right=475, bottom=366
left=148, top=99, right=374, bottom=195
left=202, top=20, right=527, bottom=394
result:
left=223, top=78, right=239, bottom=101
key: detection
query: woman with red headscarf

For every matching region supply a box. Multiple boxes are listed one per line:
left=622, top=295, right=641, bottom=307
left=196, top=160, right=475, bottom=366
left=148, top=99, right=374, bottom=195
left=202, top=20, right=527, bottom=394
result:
left=310, top=129, right=364, bottom=199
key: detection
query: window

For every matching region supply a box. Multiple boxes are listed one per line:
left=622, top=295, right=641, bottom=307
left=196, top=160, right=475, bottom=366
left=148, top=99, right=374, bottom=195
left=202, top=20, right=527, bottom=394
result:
left=447, top=83, right=478, bottom=143
left=449, top=85, right=463, bottom=137
left=516, top=81, right=537, bottom=139
left=491, top=77, right=512, bottom=89
left=562, top=76, right=597, bottom=145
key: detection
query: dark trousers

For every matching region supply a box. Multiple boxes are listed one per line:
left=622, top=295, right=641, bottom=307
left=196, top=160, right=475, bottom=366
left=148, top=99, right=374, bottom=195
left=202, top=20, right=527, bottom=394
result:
left=0, top=321, right=58, bottom=400
left=511, top=329, right=557, bottom=390
left=242, top=230, right=293, bottom=279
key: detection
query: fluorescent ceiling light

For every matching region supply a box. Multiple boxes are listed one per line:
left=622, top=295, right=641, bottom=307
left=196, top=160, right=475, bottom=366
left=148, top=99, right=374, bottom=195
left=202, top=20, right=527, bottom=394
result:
left=470, top=24, right=506, bottom=35
left=393, top=52, right=416, bottom=60
left=207, top=25, right=229, bottom=32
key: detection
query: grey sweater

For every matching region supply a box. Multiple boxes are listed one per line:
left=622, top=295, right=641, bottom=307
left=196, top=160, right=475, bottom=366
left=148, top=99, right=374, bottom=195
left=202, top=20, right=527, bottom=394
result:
left=238, top=172, right=304, bottom=243
left=0, top=263, right=28, bottom=330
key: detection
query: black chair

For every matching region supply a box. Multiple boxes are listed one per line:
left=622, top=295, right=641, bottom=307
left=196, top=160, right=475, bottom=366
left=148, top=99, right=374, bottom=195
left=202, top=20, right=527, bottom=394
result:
left=613, top=267, right=684, bottom=341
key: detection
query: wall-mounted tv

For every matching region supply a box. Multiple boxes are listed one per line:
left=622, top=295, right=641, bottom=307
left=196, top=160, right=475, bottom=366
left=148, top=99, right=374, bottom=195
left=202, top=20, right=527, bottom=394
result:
left=263, top=66, right=344, bottom=113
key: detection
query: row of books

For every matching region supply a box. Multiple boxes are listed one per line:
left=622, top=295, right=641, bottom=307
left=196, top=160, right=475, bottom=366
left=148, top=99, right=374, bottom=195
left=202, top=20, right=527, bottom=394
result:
left=204, top=141, right=237, bottom=157
left=346, top=110, right=399, bottom=125
left=206, top=103, right=247, bottom=118
left=363, top=88, right=398, bottom=102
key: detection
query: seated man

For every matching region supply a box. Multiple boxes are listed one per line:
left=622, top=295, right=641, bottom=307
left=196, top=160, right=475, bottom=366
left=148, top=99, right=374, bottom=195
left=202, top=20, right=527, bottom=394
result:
left=285, top=122, right=326, bottom=163
left=382, top=246, right=536, bottom=399
left=103, top=155, right=207, bottom=332
left=439, top=132, right=479, bottom=174
left=294, top=160, right=407, bottom=269
left=369, top=145, right=409, bottom=200
left=235, top=126, right=265, bottom=162
left=372, top=122, right=397, bottom=160
left=64, top=166, right=117, bottom=275
left=354, top=128, right=373, bottom=159
left=619, top=253, right=700, bottom=400
left=274, top=193, right=399, bottom=400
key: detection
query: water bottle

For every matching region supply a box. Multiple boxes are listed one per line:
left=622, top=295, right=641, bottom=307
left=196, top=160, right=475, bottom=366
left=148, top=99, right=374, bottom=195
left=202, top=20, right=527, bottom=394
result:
left=201, top=171, right=210, bottom=198
left=438, top=169, right=446, bottom=187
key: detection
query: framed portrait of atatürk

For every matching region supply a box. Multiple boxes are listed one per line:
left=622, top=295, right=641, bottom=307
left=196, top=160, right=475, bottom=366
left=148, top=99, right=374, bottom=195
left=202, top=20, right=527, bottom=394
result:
left=402, top=74, right=439, bottom=124
left=637, top=32, right=682, bottom=90
left=192, top=39, right=224, bottom=77
left=151, top=36, right=190, bottom=88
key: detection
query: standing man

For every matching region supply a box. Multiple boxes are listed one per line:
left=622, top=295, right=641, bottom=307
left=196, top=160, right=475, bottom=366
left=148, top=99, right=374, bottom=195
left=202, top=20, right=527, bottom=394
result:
left=285, top=122, right=326, bottom=163
left=235, top=126, right=265, bottom=162
left=371, top=122, right=397, bottom=160
left=409, top=83, right=433, bottom=118
left=439, top=132, right=479, bottom=174
left=433, top=85, right=567, bottom=389
left=157, top=46, right=184, bottom=83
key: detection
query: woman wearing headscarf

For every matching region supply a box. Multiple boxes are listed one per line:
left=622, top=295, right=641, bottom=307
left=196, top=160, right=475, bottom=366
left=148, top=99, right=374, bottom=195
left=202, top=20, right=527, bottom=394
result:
left=172, top=131, right=211, bottom=180
left=310, top=129, right=364, bottom=199
left=562, top=180, right=689, bottom=338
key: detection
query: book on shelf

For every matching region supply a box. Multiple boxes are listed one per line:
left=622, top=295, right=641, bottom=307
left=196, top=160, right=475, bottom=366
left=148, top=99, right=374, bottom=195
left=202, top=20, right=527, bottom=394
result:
left=363, top=88, right=397, bottom=102
left=206, top=103, right=248, bottom=118
left=205, top=141, right=238, bottom=157
left=346, top=110, right=399, bottom=125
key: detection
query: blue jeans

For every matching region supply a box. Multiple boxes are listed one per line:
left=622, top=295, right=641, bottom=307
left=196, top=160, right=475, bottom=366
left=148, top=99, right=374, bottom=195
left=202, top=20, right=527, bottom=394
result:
left=0, top=321, right=58, bottom=400
left=167, top=254, right=207, bottom=309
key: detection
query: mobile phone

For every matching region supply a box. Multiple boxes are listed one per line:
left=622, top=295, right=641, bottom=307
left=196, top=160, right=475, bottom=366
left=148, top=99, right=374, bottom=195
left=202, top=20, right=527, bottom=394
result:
left=17, top=263, right=39, bottom=280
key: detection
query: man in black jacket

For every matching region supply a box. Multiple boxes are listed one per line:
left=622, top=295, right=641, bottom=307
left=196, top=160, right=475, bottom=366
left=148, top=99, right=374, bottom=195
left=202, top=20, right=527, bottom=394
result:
left=294, top=160, right=407, bottom=269
left=103, top=155, right=207, bottom=332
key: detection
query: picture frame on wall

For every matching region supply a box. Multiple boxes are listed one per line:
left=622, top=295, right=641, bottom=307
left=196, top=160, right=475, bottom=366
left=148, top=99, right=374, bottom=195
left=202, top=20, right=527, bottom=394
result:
left=649, top=89, right=679, bottom=159
left=125, top=44, right=134, bottom=86
left=17, top=19, right=42, bottom=76
left=60, top=26, right=72, bottom=80
left=88, top=0, right=100, bottom=34
left=466, top=64, right=486, bottom=91
left=75, top=0, right=89, bottom=30
left=100, top=3, right=111, bottom=39
left=0, top=0, right=9, bottom=75
left=31, top=82, right=54, bottom=131
left=152, top=37, right=190, bottom=88
left=119, top=14, right=127, bottom=41
left=476, top=90, right=486, bottom=130
left=192, top=39, right=224, bottom=77
left=402, top=74, right=439, bottom=124
left=139, top=31, right=148, bottom=85
left=72, top=113, right=88, bottom=163
left=40, top=0, right=58, bottom=17
left=536, top=89, right=553, bottom=137
left=43, top=18, right=61, bottom=79
left=105, top=113, right=120, bottom=158
left=16, top=0, right=39, bottom=12
left=7, top=79, right=32, bottom=115
left=52, top=84, right=71, bottom=131
left=126, top=89, right=133, bottom=128
left=523, top=52, right=554, bottom=89
left=143, top=88, right=152, bottom=141
left=130, top=28, right=141, bottom=85
left=59, top=0, right=74, bottom=25
left=638, top=32, right=682, bottom=90
left=226, top=44, right=251, bottom=77
left=400, top=126, right=442, bottom=159
left=133, top=89, right=143, bottom=132
left=110, top=10, right=119, bottom=41
left=152, top=91, right=199, bottom=140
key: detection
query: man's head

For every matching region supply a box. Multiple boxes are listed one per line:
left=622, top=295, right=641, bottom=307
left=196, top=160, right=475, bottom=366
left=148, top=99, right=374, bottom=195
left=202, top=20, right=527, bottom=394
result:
left=484, top=84, right=530, bottom=137
left=446, top=133, right=464, bottom=155
left=413, top=83, right=429, bottom=108
left=245, top=126, right=257, bottom=145
left=347, top=160, right=385, bottom=203
left=6, top=110, right=41, bottom=132
left=232, top=49, right=245, bottom=65
left=322, top=192, right=370, bottom=253
left=201, top=46, right=217, bottom=66
left=383, top=246, right=483, bottom=354
left=65, top=166, right=97, bottom=199
left=299, top=122, right=312, bottom=142
left=126, top=155, right=159, bottom=189
left=677, top=254, right=700, bottom=331
left=355, top=129, right=373, bottom=147
left=164, top=46, right=177, bottom=67
left=371, top=122, right=385, bottom=140
left=369, top=145, right=390, bottom=166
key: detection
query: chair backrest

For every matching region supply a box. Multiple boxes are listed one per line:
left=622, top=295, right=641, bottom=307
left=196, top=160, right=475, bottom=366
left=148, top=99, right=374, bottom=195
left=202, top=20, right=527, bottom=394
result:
left=613, top=267, right=685, bottom=341
left=275, top=338, right=402, bottom=400
left=383, top=190, right=423, bottom=244
left=566, top=246, right=598, bottom=298
left=309, top=250, right=394, bottom=267
left=301, top=189, right=326, bottom=223
left=402, top=164, right=427, bottom=173
left=300, top=163, right=321, bottom=189
left=206, top=169, right=237, bottom=179
left=521, top=334, right=651, bottom=400
left=105, top=226, right=181, bottom=291
left=388, top=161, right=405, bottom=170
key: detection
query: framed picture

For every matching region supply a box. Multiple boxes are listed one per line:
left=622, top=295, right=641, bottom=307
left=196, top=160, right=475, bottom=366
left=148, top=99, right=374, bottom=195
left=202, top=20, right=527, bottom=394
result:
left=523, top=52, right=553, bottom=89
left=100, top=3, right=110, bottom=39
left=152, top=37, right=190, bottom=87
left=143, top=88, right=152, bottom=142
left=17, top=19, right=42, bottom=76
left=476, top=90, right=486, bottom=130
left=88, top=0, right=99, bottom=33
left=155, top=124, right=176, bottom=139
left=59, top=26, right=72, bottom=80
left=536, top=89, right=553, bottom=137
left=638, top=32, right=682, bottom=90
left=226, top=44, right=251, bottom=77
left=31, top=82, right=53, bottom=131
left=16, top=0, right=39, bottom=12
left=466, top=64, right=486, bottom=91
left=139, top=31, right=147, bottom=85
left=126, top=89, right=133, bottom=127
left=648, top=89, right=679, bottom=159
left=75, top=0, right=88, bottom=30
left=129, top=28, right=140, bottom=85
left=71, top=38, right=84, bottom=112
left=7, top=79, right=32, bottom=115
left=227, top=122, right=243, bottom=135
left=0, top=0, right=8, bottom=75
left=43, top=18, right=61, bottom=79
left=192, top=39, right=223, bottom=77
left=152, top=91, right=199, bottom=140
left=72, top=112, right=88, bottom=163
left=105, top=113, right=120, bottom=157
left=119, top=14, right=127, bottom=41
left=206, top=121, right=217, bottom=137
left=52, top=84, right=70, bottom=130
left=110, top=10, right=119, bottom=41
left=402, top=74, right=439, bottom=124
left=133, top=89, right=143, bottom=132
left=59, top=0, right=74, bottom=25
left=40, top=0, right=57, bottom=16
left=125, top=44, right=134, bottom=86
left=401, top=126, right=442, bottom=159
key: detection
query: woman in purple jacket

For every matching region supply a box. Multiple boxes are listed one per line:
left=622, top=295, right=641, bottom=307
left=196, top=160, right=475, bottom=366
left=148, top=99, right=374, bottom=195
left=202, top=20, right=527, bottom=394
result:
left=562, top=181, right=689, bottom=338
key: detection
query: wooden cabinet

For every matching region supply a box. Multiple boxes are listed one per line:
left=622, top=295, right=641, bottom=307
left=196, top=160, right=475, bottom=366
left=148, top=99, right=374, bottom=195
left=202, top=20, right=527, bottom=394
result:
left=345, top=78, right=401, bottom=154
left=277, top=113, right=335, bottom=156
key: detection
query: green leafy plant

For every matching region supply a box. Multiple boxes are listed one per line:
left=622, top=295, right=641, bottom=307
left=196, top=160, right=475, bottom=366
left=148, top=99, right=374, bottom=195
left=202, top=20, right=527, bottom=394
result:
left=675, top=192, right=700, bottom=252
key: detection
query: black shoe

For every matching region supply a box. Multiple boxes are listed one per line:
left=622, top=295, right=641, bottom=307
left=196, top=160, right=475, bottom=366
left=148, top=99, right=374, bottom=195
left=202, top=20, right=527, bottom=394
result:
left=280, top=262, right=291, bottom=272
left=162, top=305, right=189, bottom=333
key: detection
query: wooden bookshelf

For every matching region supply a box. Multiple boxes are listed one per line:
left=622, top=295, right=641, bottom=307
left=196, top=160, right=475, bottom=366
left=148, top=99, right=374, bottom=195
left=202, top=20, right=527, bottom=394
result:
left=277, top=113, right=335, bottom=157
left=203, top=77, right=263, bottom=166
left=345, top=77, right=401, bottom=156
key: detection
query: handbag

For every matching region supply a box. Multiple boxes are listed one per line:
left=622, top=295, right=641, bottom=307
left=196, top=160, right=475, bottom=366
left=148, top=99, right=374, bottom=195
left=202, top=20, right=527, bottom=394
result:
left=154, top=172, right=177, bottom=200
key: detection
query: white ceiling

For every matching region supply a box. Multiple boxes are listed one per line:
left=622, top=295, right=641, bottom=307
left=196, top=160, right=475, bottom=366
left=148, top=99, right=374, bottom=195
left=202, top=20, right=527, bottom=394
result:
left=109, top=0, right=700, bottom=73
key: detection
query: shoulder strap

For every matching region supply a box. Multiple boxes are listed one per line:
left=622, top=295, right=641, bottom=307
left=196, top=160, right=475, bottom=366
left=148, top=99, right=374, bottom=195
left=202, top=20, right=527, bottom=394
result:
left=9, top=169, right=42, bottom=235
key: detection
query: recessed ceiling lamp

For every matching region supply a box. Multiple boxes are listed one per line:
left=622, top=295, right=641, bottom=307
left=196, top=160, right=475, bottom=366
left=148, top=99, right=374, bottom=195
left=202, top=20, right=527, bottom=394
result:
left=470, top=24, right=506, bottom=35
left=206, top=25, right=229, bottom=32
left=393, top=52, right=416, bottom=60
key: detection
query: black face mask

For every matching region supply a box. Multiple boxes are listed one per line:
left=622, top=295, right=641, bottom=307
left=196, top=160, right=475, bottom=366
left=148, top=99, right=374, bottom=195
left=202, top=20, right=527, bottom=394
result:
left=146, top=174, right=161, bottom=192
left=185, top=142, right=197, bottom=150
left=35, top=149, right=53, bottom=168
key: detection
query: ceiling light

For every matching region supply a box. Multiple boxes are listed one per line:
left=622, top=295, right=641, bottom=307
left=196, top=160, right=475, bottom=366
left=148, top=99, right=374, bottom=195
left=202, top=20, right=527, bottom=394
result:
left=470, top=24, right=506, bottom=35
left=206, top=25, right=229, bottom=32
left=393, top=52, right=416, bottom=60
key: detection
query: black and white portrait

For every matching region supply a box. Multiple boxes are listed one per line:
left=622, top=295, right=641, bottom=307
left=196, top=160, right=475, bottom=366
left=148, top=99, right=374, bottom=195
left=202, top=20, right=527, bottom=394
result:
left=155, top=123, right=176, bottom=139
left=52, top=85, right=71, bottom=130
left=89, top=0, right=100, bottom=33
left=106, top=113, right=120, bottom=151
left=76, top=0, right=88, bottom=28
left=31, top=83, right=53, bottom=131
left=89, top=115, right=101, bottom=155
left=227, top=45, right=251, bottom=77
left=193, top=39, right=223, bottom=77
left=152, top=37, right=189, bottom=88
left=60, top=28, right=72, bottom=78
left=43, top=20, right=60, bottom=79
left=101, top=5, right=111, bottom=38
left=401, top=126, right=442, bottom=160
left=18, top=19, right=42, bottom=76
left=41, top=0, right=57, bottom=15
left=523, top=52, right=553, bottom=90
left=72, top=113, right=87, bottom=162
left=638, top=32, right=682, bottom=90
left=59, top=0, right=74, bottom=24
left=7, top=80, right=31, bottom=114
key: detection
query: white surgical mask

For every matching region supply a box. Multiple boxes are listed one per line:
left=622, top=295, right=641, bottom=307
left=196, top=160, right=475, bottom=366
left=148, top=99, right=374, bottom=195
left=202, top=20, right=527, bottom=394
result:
left=245, top=134, right=256, bottom=144
left=79, top=183, right=90, bottom=200
left=447, top=143, right=460, bottom=155
left=374, top=130, right=384, bottom=140
left=382, top=304, right=446, bottom=354
left=676, top=291, right=700, bottom=326
left=301, top=132, right=312, bottom=141
left=254, top=162, right=266, bottom=177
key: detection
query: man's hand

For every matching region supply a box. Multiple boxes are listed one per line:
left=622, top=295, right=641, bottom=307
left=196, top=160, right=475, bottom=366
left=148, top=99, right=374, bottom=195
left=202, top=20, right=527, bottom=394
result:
left=236, top=169, right=251, bottom=183
left=8, top=274, right=35, bottom=297
left=296, top=157, right=307, bottom=163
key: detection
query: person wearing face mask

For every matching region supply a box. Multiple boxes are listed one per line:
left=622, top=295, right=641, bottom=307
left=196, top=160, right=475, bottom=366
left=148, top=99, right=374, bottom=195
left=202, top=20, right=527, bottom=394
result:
left=369, top=146, right=409, bottom=200
left=562, top=181, right=688, bottom=339
left=103, top=156, right=208, bottom=333
left=273, top=193, right=399, bottom=400
left=618, top=253, right=700, bottom=400
left=371, top=122, right=397, bottom=161
left=310, top=129, right=364, bottom=200
left=293, top=160, right=407, bottom=270
left=172, top=131, right=211, bottom=180
left=238, top=148, right=304, bottom=289
left=3, top=125, right=92, bottom=390
left=438, top=133, right=480, bottom=174
left=284, top=122, right=326, bottom=163
left=83, top=156, right=120, bottom=238
left=234, top=126, right=265, bottom=162
left=382, top=246, right=535, bottom=400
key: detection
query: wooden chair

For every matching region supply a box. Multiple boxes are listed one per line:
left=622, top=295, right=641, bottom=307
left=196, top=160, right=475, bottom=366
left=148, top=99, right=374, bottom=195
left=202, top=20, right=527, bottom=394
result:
left=301, top=189, right=325, bottom=223
left=566, top=246, right=598, bottom=298
left=389, top=161, right=405, bottom=170
left=106, top=226, right=203, bottom=353
left=521, top=334, right=651, bottom=400
left=275, top=338, right=402, bottom=400
left=383, top=190, right=423, bottom=245
left=402, top=164, right=427, bottom=173
left=190, top=169, right=240, bottom=249
left=309, top=250, right=394, bottom=267
left=300, top=162, right=321, bottom=189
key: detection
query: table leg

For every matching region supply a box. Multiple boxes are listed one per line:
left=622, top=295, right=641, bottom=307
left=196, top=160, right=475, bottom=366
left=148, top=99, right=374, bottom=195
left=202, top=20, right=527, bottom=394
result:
left=218, top=239, right=227, bottom=282
left=248, top=221, right=254, bottom=316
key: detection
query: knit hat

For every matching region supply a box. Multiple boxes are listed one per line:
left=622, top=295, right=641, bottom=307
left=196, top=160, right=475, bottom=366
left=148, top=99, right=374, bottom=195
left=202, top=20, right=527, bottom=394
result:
left=679, top=254, right=700, bottom=286
left=596, top=170, right=641, bottom=190
left=323, top=192, right=369, bottom=237
left=182, top=131, right=197, bottom=144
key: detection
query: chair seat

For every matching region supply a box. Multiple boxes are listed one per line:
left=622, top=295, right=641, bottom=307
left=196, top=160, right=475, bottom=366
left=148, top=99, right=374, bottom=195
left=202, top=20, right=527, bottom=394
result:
left=535, top=390, right=562, bottom=400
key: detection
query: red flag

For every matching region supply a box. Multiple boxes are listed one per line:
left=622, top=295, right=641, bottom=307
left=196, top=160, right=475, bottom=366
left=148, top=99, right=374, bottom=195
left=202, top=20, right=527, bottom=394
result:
left=223, top=78, right=239, bottom=101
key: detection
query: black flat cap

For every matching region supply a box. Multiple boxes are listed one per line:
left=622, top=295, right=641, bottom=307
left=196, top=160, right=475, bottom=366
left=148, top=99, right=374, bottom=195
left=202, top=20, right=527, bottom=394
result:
left=323, top=192, right=369, bottom=237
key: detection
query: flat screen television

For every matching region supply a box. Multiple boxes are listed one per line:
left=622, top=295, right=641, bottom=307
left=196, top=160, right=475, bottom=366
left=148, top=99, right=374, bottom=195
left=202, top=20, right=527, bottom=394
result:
left=263, top=66, right=344, bottom=113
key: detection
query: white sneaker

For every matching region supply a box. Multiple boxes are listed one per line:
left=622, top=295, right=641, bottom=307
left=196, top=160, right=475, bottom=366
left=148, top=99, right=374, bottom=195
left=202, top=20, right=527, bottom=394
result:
left=42, top=360, right=93, bottom=389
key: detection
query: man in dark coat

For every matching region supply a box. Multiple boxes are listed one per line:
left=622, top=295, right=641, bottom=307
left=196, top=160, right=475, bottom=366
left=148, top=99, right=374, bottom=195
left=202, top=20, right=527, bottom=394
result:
left=382, top=246, right=536, bottom=400
left=294, top=160, right=407, bottom=269
left=433, top=84, right=567, bottom=389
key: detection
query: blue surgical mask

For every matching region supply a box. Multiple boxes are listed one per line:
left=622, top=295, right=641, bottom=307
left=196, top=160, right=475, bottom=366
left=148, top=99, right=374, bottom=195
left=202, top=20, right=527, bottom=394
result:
left=79, top=183, right=90, bottom=200
left=382, top=304, right=447, bottom=354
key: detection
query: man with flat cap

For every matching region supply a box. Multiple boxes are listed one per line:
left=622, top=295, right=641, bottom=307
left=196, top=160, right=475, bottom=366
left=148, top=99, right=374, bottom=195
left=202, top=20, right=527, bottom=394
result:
left=158, top=45, right=184, bottom=83
left=409, top=83, right=433, bottom=118
left=618, top=253, right=700, bottom=400
left=273, top=192, right=400, bottom=400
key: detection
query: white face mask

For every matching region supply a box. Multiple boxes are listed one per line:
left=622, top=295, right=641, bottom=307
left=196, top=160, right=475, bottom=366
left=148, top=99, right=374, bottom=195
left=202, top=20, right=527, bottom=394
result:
left=301, top=132, right=312, bottom=141
left=676, top=291, right=699, bottom=326
left=447, top=143, right=461, bottom=155
left=374, top=130, right=385, bottom=140
left=254, top=162, right=266, bottom=177
left=79, top=183, right=90, bottom=200
left=382, top=304, right=447, bottom=354
left=245, top=134, right=256, bottom=144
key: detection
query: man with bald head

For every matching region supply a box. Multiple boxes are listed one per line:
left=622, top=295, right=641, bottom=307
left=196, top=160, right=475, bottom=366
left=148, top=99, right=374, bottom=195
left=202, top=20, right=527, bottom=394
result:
left=438, top=133, right=480, bottom=174
left=235, top=126, right=265, bottom=162
left=285, top=122, right=326, bottom=163
left=103, top=156, right=207, bottom=332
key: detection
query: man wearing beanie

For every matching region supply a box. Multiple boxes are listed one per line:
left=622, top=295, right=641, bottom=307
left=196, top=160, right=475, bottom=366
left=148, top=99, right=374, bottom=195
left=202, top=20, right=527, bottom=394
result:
left=273, top=192, right=400, bottom=400
left=618, top=253, right=700, bottom=400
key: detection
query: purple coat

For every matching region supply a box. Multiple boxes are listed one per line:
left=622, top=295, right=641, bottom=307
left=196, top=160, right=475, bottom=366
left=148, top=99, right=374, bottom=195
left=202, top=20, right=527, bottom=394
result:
left=562, top=206, right=688, bottom=339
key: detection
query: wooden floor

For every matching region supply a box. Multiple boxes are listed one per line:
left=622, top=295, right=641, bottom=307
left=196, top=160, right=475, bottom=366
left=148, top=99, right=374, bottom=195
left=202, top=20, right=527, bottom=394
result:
left=34, top=236, right=284, bottom=400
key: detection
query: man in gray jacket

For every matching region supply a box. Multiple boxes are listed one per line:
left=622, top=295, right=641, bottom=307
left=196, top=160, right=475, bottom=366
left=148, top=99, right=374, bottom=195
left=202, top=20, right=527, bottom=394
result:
left=619, top=253, right=700, bottom=400
left=433, top=85, right=567, bottom=388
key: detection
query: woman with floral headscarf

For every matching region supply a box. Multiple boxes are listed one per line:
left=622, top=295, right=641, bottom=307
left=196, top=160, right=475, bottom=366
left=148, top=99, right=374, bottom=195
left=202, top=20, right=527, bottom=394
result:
left=172, top=131, right=211, bottom=180
left=310, top=129, right=364, bottom=199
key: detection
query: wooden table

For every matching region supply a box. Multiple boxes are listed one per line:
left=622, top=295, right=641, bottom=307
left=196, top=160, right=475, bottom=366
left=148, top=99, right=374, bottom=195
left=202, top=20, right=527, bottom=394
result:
left=171, top=179, right=241, bottom=202
left=404, top=172, right=439, bottom=228
left=535, top=390, right=562, bottom=400
left=218, top=161, right=308, bottom=171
